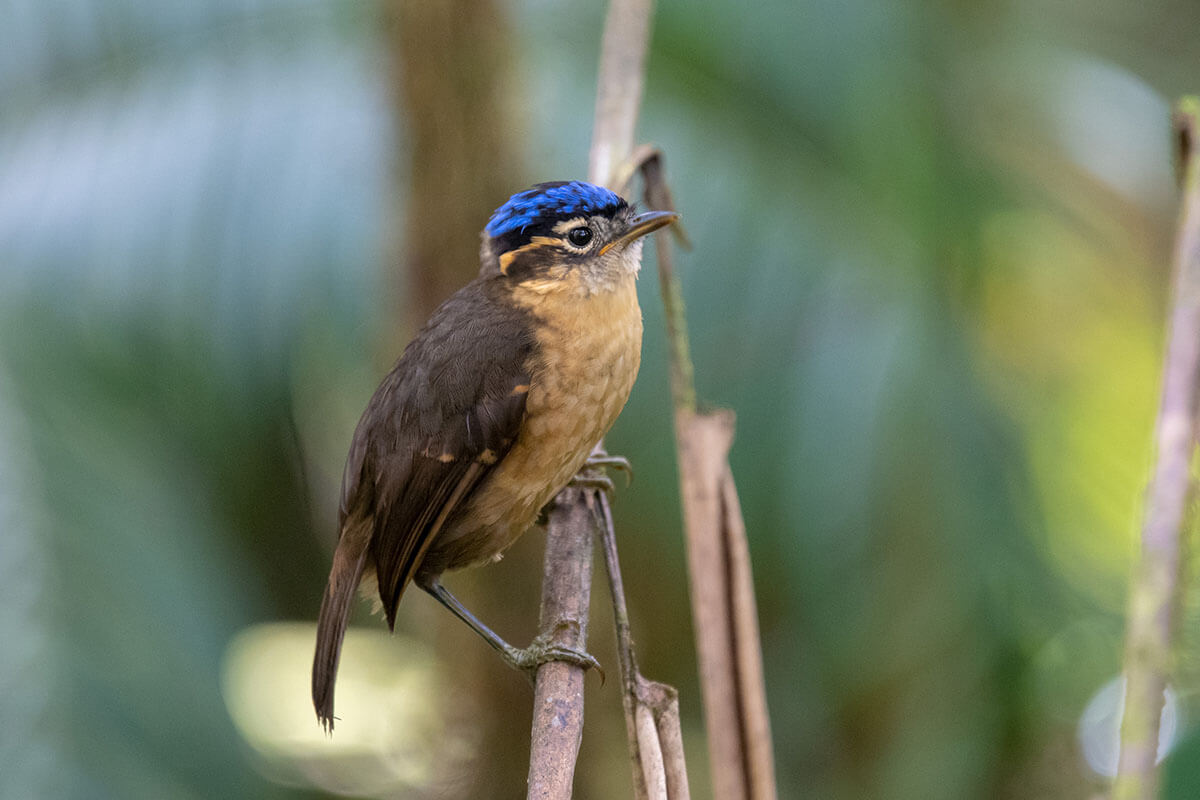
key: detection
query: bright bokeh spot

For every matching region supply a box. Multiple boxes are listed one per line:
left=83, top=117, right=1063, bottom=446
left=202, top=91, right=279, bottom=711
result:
left=222, top=622, right=479, bottom=797
left=1078, top=676, right=1178, bottom=778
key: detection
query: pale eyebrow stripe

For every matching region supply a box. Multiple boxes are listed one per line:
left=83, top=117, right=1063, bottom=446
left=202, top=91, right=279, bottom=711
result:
left=551, top=217, right=588, bottom=234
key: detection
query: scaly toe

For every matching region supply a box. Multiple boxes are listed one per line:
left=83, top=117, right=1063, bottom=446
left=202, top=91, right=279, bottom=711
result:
left=504, top=634, right=605, bottom=684
left=584, top=452, right=633, bottom=486
left=569, top=473, right=616, bottom=494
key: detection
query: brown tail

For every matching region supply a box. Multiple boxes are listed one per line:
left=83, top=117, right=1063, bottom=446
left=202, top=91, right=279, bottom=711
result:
left=312, top=516, right=371, bottom=733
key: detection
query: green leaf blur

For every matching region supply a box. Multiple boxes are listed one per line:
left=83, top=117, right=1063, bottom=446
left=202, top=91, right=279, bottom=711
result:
left=2, top=0, right=1197, bottom=798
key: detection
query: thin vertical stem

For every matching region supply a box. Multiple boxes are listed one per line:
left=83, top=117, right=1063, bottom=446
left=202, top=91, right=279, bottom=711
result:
left=1114, top=96, right=1200, bottom=800
left=526, top=0, right=658, bottom=796
left=637, top=147, right=777, bottom=800
left=641, top=153, right=696, bottom=414
left=588, top=0, right=654, bottom=189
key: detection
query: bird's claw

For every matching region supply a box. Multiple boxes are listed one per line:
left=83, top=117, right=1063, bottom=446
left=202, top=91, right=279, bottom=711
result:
left=583, top=452, right=633, bottom=486
left=544, top=451, right=632, bottom=511
left=504, top=630, right=605, bottom=685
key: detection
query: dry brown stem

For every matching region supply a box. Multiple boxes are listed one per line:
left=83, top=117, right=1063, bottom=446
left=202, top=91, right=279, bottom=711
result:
left=526, top=490, right=595, bottom=799
left=627, top=146, right=777, bottom=800
left=588, top=0, right=654, bottom=191
left=1114, top=96, right=1200, bottom=800
left=525, top=0, right=661, bottom=797
left=597, top=492, right=691, bottom=800
left=674, top=412, right=776, bottom=800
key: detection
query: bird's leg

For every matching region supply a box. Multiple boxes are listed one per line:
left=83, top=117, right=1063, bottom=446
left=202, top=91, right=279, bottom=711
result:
left=417, top=576, right=602, bottom=684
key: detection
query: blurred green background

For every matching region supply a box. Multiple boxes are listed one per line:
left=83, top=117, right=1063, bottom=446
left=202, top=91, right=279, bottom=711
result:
left=4, top=0, right=1200, bottom=798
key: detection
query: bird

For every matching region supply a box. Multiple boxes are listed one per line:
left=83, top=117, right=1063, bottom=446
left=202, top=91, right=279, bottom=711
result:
left=312, top=180, right=678, bottom=731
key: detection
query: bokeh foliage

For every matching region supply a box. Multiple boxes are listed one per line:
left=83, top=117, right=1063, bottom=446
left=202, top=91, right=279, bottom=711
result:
left=3, top=0, right=1200, bottom=798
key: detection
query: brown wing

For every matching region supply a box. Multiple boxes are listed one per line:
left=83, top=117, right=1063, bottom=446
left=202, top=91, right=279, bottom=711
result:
left=314, top=279, right=534, bottom=730
left=341, top=279, right=535, bottom=627
left=365, top=380, right=528, bottom=627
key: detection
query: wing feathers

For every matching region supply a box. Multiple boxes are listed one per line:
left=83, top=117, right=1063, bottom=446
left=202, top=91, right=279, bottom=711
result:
left=369, top=382, right=528, bottom=623
left=315, top=278, right=536, bottom=728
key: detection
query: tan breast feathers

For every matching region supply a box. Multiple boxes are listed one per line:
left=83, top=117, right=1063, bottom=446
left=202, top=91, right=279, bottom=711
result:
left=440, top=276, right=643, bottom=567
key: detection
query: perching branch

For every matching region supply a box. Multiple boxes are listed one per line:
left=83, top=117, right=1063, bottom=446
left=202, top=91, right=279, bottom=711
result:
left=1114, top=96, right=1200, bottom=800
left=525, top=0, right=661, bottom=797
left=526, top=489, right=596, bottom=800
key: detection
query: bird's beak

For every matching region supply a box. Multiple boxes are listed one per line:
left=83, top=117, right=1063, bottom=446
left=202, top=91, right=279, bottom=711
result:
left=600, top=210, right=680, bottom=255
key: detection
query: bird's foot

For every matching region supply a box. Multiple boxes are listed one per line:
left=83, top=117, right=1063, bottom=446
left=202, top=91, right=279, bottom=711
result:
left=583, top=451, right=633, bottom=486
left=501, top=625, right=604, bottom=685
left=539, top=451, right=631, bottom=516
left=568, top=450, right=632, bottom=494
left=568, top=473, right=616, bottom=493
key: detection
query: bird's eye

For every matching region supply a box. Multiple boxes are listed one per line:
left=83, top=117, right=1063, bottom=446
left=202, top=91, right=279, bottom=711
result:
left=567, top=227, right=593, bottom=247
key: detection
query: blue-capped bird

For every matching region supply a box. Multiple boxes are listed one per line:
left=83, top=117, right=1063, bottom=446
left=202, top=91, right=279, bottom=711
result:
left=312, top=180, right=677, bottom=731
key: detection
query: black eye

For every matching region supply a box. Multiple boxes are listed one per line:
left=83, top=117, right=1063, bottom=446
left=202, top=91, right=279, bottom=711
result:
left=567, top=226, right=593, bottom=247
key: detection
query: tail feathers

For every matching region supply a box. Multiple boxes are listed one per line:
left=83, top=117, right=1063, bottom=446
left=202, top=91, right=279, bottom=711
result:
left=312, top=522, right=371, bottom=733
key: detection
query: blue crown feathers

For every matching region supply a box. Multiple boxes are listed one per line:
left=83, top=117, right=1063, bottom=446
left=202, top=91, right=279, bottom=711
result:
left=485, top=181, right=624, bottom=238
